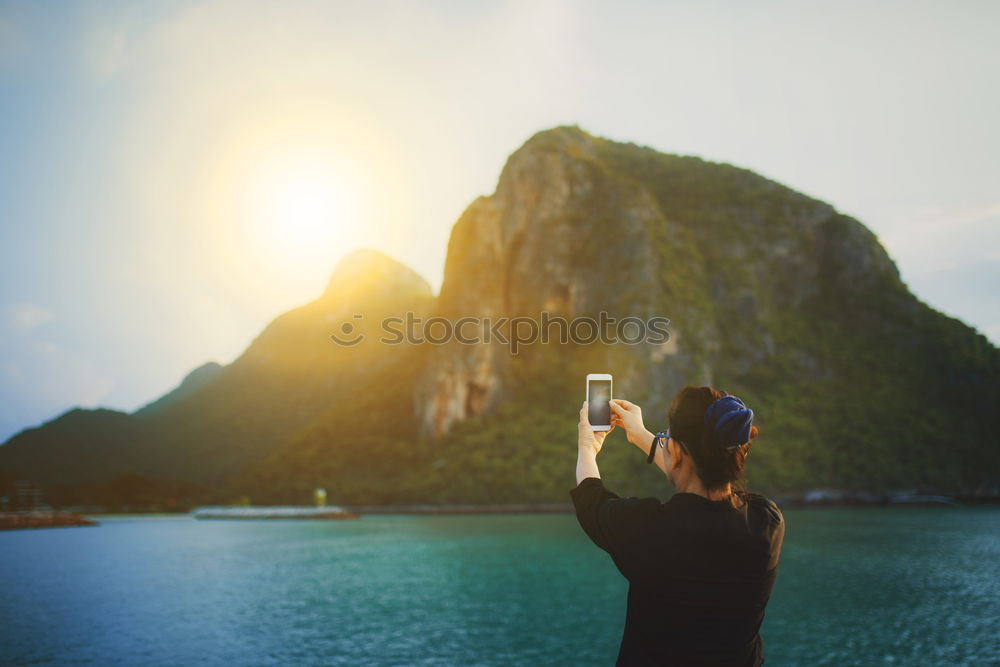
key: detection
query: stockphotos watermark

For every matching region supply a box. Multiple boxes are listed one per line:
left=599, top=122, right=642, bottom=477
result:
left=329, top=312, right=671, bottom=355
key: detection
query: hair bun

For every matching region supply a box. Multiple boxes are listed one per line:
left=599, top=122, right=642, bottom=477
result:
left=704, top=394, right=754, bottom=449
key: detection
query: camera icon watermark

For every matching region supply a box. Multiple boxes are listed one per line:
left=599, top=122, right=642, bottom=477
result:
left=330, top=314, right=365, bottom=347
left=330, top=311, right=670, bottom=355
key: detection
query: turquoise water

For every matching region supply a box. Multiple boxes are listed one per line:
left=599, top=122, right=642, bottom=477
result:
left=1, top=508, right=998, bottom=666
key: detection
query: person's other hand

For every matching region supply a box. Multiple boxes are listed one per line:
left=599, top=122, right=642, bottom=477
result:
left=609, top=399, right=646, bottom=445
left=578, top=401, right=613, bottom=455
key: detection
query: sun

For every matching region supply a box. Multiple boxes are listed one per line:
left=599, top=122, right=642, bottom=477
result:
left=196, top=113, right=395, bottom=302
left=255, top=159, right=353, bottom=258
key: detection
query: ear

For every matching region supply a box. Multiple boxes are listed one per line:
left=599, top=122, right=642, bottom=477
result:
left=668, top=439, right=684, bottom=471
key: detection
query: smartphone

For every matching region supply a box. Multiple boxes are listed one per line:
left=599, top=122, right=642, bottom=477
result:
left=586, top=373, right=613, bottom=431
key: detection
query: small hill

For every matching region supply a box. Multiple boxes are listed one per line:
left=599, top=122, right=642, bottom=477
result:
left=0, top=408, right=139, bottom=486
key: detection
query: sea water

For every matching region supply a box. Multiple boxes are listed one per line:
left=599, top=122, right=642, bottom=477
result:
left=1, top=507, right=998, bottom=666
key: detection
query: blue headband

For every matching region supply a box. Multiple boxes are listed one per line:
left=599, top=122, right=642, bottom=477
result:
left=704, top=394, right=754, bottom=449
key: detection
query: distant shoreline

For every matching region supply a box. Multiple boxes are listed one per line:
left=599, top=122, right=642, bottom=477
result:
left=25, top=493, right=1000, bottom=519
left=349, top=498, right=1000, bottom=514
left=349, top=503, right=576, bottom=514
left=0, top=511, right=98, bottom=530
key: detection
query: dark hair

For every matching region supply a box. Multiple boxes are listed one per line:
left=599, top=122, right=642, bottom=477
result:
left=667, top=385, right=758, bottom=496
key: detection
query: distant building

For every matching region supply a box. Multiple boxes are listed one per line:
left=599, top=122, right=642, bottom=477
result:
left=13, top=480, right=46, bottom=510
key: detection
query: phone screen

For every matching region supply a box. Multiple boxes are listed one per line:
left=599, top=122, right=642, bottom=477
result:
left=588, top=379, right=612, bottom=426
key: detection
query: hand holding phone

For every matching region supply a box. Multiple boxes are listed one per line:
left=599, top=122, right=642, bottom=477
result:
left=608, top=399, right=647, bottom=445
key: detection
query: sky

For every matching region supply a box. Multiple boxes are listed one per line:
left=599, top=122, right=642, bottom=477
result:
left=0, top=0, right=998, bottom=442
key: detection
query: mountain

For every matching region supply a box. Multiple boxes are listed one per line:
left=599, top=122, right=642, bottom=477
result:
left=240, top=126, right=1000, bottom=503
left=131, top=247, right=434, bottom=484
left=2, top=126, right=998, bottom=507
left=0, top=248, right=434, bottom=498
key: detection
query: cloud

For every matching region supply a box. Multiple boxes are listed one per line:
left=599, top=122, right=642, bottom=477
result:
left=880, top=200, right=1000, bottom=273
left=984, top=325, right=1000, bottom=345
left=897, top=201, right=1000, bottom=234
left=86, top=21, right=133, bottom=81
left=0, top=337, right=116, bottom=442
left=0, top=304, right=114, bottom=442
left=4, top=303, right=53, bottom=333
left=0, top=15, right=23, bottom=69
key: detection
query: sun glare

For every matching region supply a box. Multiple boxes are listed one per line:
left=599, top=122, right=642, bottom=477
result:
left=242, top=153, right=360, bottom=274
left=263, top=166, right=347, bottom=253
left=199, top=113, right=398, bottom=301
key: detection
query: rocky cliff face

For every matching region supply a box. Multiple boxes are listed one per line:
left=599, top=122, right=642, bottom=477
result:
left=414, top=126, right=911, bottom=439
left=417, top=128, right=681, bottom=437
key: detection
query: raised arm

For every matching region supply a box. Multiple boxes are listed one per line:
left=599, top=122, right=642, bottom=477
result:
left=609, top=399, right=671, bottom=477
left=576, top=400, right=612, bottom=485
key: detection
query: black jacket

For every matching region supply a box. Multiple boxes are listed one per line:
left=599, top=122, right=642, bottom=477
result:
left=570, top=477, right=785, bottom=666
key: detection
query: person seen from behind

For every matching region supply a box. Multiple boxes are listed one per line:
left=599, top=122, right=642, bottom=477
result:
left=571, top=386, right=785, bottom=666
